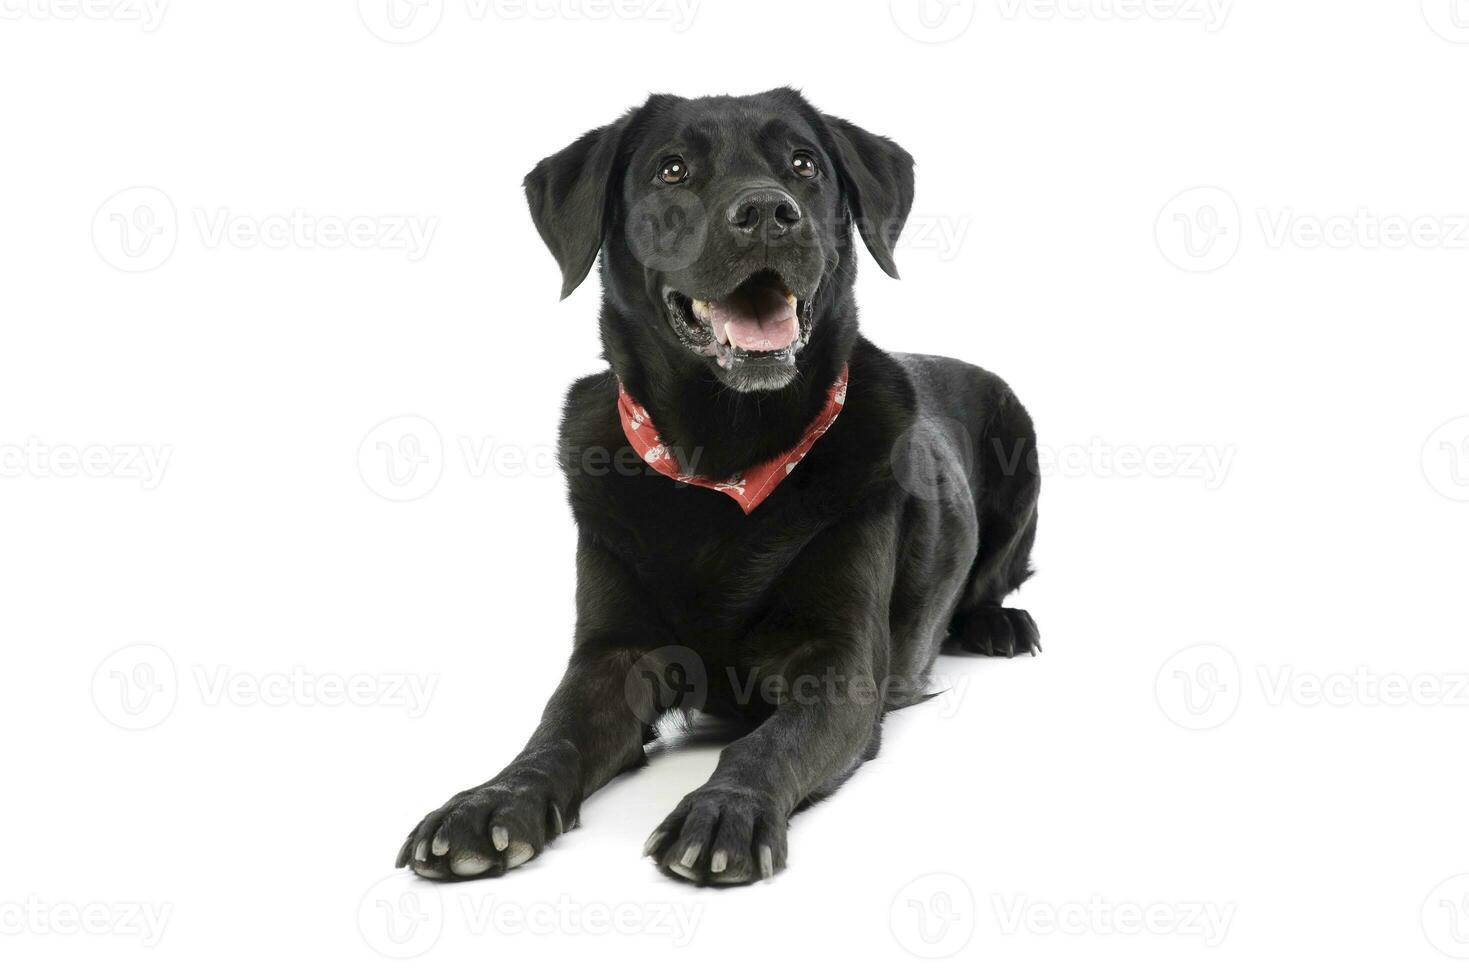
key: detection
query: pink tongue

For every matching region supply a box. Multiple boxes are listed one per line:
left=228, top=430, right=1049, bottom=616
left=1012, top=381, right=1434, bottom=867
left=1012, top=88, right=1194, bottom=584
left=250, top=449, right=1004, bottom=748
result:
left=710, top=285, right=798, bottom=352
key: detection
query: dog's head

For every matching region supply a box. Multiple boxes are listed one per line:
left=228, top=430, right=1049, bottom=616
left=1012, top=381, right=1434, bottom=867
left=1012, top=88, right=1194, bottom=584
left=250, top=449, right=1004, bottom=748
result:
left=524, top=88, right=914, bottom=393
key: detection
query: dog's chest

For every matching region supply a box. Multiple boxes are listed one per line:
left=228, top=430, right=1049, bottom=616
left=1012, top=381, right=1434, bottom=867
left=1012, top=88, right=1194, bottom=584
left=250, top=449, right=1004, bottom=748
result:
left=593, top=474, right=831, bottom=643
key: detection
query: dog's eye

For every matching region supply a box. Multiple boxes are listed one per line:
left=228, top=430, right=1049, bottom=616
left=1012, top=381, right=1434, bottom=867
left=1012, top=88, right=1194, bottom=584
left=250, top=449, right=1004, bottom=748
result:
left=791, top=152, right=819, bottom=179
left=658, top=157, right=689, bottom=184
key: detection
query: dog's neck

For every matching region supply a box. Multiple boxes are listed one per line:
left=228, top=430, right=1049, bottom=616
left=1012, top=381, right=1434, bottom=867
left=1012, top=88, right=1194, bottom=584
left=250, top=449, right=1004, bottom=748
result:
left=604, top=307, right=852, bottom=479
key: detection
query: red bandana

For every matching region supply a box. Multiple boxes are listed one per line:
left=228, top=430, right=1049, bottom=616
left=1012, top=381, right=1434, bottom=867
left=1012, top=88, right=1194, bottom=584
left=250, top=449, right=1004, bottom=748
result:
left=617, top=365, right=849, bottom=514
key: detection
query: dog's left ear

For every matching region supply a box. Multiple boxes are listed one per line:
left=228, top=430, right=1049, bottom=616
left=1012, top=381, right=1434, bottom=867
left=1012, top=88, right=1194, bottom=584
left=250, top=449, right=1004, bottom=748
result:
left=523, top=112, right=633, bottom=300
left=821, top=116, right=915, bottom=279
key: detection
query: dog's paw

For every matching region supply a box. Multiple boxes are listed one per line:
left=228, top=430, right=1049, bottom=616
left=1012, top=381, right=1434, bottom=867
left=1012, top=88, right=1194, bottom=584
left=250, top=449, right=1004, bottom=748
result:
left=396, top=768, right=577, bottom=882
left=954, top=604, right=1041, bottom=658
left=644, top=784, right=787, bottom=886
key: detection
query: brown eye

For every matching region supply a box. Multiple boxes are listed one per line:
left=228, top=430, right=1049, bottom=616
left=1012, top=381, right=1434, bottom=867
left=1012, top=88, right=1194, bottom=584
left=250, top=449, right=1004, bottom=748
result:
left=791, top=151, right=818, bottom=179
left=658, top=157, right=689, bottom=184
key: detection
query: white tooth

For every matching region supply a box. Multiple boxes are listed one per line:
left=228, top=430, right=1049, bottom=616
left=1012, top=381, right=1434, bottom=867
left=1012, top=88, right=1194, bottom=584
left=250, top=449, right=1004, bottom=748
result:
left=691, top=298, right=711, bottom=321
left=783, top=290, right=797, bottom=307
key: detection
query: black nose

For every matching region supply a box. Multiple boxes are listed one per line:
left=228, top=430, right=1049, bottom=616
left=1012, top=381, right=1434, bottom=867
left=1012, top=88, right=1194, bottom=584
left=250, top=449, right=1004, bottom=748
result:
left=726, top=187, right=803, bottom=238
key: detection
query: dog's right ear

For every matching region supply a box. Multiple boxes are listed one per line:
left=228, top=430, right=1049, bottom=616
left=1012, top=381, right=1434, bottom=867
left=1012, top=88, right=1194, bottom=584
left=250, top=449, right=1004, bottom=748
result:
left=523, top=112, right=633, bottom=300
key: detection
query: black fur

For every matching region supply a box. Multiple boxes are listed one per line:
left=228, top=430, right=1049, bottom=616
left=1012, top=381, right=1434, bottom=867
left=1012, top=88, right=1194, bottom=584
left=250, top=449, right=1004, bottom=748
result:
left=397, top=88, right=1040, bottom=886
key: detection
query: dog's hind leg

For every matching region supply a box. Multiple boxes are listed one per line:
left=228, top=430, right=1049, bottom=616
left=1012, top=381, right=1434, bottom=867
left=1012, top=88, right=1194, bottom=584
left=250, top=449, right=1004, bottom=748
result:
left=950, top=380, right=1042, bottom=658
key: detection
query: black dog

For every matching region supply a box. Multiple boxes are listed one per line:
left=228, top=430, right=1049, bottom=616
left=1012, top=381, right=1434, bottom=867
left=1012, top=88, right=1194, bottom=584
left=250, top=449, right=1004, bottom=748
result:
left=397, top=88, right=1040, bottom=886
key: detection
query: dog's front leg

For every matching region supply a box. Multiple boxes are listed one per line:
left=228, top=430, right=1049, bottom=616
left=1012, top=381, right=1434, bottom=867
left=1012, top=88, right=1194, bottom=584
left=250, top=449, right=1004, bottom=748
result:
left=397, top=535, right=667, bottom=880
left=645, top=653, right=883, bottom=885
left=646, top=518, right=896, bottom=886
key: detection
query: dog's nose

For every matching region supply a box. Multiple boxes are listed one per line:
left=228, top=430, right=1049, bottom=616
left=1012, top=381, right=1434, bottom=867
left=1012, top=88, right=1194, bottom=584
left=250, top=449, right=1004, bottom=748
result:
left=726, top=188, right=803, bottom=238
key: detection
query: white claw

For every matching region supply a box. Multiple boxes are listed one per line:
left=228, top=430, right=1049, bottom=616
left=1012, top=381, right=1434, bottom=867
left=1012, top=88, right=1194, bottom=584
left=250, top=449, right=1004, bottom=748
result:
left=505, top=841, right=534, bottom=869
left=710, top=849, right=728, bottom=874
left=413, top=840, right=428, bottom=864
left=680, top=843, right=702, bottom=868
left=449, top=853, right=492, bottom=876
left=491, top=826, right=509, bottom=851
left=642, top=831, right=664, bottom=857
left=431, top=831, right=449, bottom=856
left=668, top=861, right=701, bottom=881
left=550, top=803, right=564, bottom=834
left=758, top=845, right=774, bottom=879
left=712, top=869, right=753, bottom=885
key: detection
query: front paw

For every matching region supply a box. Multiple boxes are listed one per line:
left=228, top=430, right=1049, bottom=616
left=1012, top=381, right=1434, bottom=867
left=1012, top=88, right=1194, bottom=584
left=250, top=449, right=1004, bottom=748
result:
left=396, top=767, right=577, bottom=881
left=644, top=785, right=788, bottom=886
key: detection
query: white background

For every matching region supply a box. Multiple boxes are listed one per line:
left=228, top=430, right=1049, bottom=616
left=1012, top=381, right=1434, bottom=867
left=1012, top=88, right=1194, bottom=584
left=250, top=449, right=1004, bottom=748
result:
left=3, top=0, right=1468, bottom=974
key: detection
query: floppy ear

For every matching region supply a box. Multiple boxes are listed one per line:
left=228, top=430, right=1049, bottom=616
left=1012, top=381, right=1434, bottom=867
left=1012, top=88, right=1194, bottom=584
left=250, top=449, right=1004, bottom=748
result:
left=822, top=116, right=915, bottom=279
left=523, top=113, right=632, bottom=299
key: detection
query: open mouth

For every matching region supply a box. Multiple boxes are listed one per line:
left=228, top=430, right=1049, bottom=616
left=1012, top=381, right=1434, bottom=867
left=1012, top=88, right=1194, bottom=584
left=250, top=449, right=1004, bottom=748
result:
left=662, top=270, right=815, bottom=371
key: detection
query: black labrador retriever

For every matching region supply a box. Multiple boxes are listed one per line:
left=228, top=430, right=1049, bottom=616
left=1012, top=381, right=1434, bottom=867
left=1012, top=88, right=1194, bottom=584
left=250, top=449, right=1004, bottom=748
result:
left=397, top=87, right=1040, bottom=886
